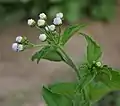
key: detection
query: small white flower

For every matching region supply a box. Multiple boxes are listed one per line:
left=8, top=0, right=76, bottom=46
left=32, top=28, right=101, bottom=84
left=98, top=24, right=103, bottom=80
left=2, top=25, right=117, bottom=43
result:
left=39, top=13, right=47, bottom=19
left=96, top=62, right=102, bottom=67
left=16, top=36, right=23, bottom=43
left=12, top=43, right=18, bottom=52
left=53, top=17, right=62, bottom=25
left=56, top=12, right=63, bottom=18
left=37, top=19, right=45, bottom=27
left=39, top=34, right=47, bottom=41
left=27, top=19, right=35, bottom=26
left=49, top=25, right=56, bottom=31
left=18, top=44, right=24, bottom=51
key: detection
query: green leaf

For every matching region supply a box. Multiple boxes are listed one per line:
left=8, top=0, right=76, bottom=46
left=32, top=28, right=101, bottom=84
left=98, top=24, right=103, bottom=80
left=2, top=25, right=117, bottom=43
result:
left=31, top=46, right=50, bottom=63
left=49, top=82, right=76, bottom=97
left=100, top=69, right=120, bottom=89
left=43, top=49, right=63, bottom=62
left=31, top=46, right=63, bottom=63
left=80, top=33, right=102, bottom=64
left=75, top=72, right=96, bottom=95
left=42, top=86, right=73, bottom=106
left=102, top=66, right=112, bottom=80
left=49, top=73, right=96, bottom=97
left=89, top=81, right=111, bottom=103
left=61, top=24, right=86, bottom=45
left=90, top=69, right=120, bottom=103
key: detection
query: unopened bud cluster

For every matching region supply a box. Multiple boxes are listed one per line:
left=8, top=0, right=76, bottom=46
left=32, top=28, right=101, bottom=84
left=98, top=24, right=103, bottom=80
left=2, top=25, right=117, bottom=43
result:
left=96, top=61, right=102, bottom=67
left=93, top=61, right=102, bottom=67
left=12, top=12, right=64, bottom=52
left=12, top=36, right=24, bottom=52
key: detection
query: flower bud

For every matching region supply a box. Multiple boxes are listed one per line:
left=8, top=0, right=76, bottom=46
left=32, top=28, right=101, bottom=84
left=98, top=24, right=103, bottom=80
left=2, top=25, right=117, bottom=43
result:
left=39, top=34, right=47, bottom=41
left=17, top=44, right=24, bottom=52
left=53, top=17, right=62, bottom=25
left=96, top=62, right=102, bottom=67
left=56, top=12, right=63, bottom=19
left=45, top=25, right=56, bottom=31
left=12, top=43, right=24, bottom=52
left=39, top=13, right=47, bottom=20
left=37, top=19, right=45, bottom=27
left=16, top=36, right=23, bottom=43
left=27, top=19, right=36, bottom=26
left=49, top=25, right=56, bottom=31
left=12, top=43, right=18, bottom=52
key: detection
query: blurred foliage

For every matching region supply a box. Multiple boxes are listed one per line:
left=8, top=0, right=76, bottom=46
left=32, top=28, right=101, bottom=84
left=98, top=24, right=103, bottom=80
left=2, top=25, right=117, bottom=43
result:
left=95, top=91, right=120, bottom=106
left=0, top=0, right=117, bottom=25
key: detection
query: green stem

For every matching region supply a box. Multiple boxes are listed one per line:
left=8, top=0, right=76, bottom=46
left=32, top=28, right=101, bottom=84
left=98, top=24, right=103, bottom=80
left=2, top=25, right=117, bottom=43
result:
left=26, top=42, right=49, bottom=49
left=35, top=25, right=45, bottom=33
left=57, top=46, right=92, bottom=106
left=58, top=26, right=61, bottom=44
left=46, top=25, right=57, bottom=44
left=36, top=25, right=51, bottom=40
left=58, top=46, right=81, bottom=80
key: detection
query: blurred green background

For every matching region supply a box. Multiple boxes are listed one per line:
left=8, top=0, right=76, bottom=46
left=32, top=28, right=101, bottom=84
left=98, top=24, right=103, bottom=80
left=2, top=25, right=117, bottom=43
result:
left=0, top=0, right=117, bottom=25
left=0, top=0, right=120, bottom=106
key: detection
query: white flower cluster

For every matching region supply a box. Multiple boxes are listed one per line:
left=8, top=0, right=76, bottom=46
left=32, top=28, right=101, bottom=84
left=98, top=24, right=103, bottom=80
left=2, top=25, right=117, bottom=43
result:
left=27, top=12, right=63, bottom=27
left=13, top=12, right=64, bottom=50
left=12, top=36, right=24, bottom=52
left=37, top=12, right=63, bottom=41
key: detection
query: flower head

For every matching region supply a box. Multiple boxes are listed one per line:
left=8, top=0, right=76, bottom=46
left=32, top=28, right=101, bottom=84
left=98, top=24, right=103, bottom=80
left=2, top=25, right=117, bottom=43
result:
left=39, top=34, right=47, bottom=41
left=28, top=19, right=36, bottom=26
left=56, top=12, right=63, bottom=19
left=39, top=13, right=47, bottom=20
left=96, top=62, right=102, bottom=67
left=37, top=19, right=45, bottom=27
left=16, top=36, right=23, bottom=43
left=53, top=17, right=62, bottom=25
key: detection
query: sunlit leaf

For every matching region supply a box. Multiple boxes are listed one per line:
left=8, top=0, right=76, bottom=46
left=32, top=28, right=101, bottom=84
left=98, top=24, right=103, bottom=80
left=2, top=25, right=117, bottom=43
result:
left=61, top=24, right=86, bottom=45
left=80, top=33, right=102, bottom=64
